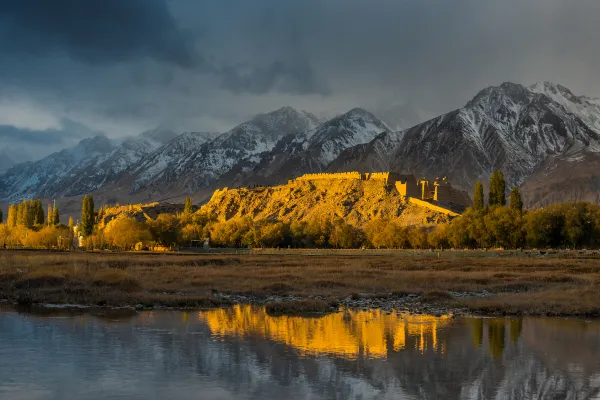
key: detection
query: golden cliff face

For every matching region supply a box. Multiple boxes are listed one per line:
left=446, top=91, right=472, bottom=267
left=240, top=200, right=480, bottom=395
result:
left=201, top=178, right=450, bottom=227
left=198, top=305, right=452, bottom=359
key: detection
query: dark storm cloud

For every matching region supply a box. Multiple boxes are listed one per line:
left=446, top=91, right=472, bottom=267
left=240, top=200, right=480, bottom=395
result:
left=220, top=60, right=329, bottom=95
left=0, top=119, right=101, bottom=145
left=0, top=0, right=196, bottom=67
left=1, top=0, right=600, bottom=160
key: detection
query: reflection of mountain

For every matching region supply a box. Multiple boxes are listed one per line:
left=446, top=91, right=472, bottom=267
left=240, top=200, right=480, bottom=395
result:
left=1, top=307, right=599, bottom=400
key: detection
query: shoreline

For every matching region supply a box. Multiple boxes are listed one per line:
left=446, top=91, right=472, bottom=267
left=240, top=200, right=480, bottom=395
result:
left=1, top=250, right=599, bottom=317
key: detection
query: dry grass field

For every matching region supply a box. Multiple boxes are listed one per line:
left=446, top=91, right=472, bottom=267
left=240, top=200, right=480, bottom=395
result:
left=0, top=249, right=599, bottom=316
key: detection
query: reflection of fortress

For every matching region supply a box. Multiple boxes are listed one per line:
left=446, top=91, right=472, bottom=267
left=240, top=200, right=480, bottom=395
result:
left=293, top=172, right=471, bottom=214
left=199, top=305, right=452, bottom=359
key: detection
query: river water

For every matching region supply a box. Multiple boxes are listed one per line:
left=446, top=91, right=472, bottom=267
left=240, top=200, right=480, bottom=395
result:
left=1, top=304, right=599, bottom=400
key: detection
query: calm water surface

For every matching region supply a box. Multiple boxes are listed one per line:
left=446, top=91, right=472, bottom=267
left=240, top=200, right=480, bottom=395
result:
left=1, top=304, right=599, bottom=400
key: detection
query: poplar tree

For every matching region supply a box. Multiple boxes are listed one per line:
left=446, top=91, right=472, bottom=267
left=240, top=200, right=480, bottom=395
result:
left=34, top=200, right=45, bottom=225
left=52, top=205, right=60, bottom=225
left=473, top=181, right=484, bottom=211
left=47, top=203, right=54, bottom=226
left=7, top=204, right=17, bottom=227
left=81, top=195, right=95, bottom=237
left=68, top=216, right=74, bottom=229
left=488, top=170, right=507, bottom=206
left=184, top=197, right=194, bottom=215
left=496, top=171, right=506, bottom=206
left=16, top=202, right=26, bottom=227
left=510, top=187, right=523, bottom=215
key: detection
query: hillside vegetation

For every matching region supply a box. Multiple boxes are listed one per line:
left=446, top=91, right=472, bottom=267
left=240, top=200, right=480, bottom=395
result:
left=201, top=178, right=451, bottom=228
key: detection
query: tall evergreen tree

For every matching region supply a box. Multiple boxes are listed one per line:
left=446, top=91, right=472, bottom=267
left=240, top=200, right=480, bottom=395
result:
left=52, top=205, right=60, bottom=225
left=27, top=200, right=35, bottom=227
left=184, top=197, right=194, bottom=214
left=510, top=187, right=523, bottom=215
left=488, top=171, right=498, bottom=206
left=81, top=195, right=90, bottom=236
left=497, top=171, right=506, bottom=206
left=88, top=196, right=95, bottom=225
left=473, top=181, right=484, bottom=211
left=81, top=195, right=95, bottom=237
left=34, top=200, right=45, bottom=225
left=0, top=208, right=3, bottom=224
left=47, top=203, right=54, bottom=226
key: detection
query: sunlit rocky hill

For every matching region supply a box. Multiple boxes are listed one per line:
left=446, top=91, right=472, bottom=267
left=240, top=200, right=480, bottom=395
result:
left=200, top=176, right=452, bottom=227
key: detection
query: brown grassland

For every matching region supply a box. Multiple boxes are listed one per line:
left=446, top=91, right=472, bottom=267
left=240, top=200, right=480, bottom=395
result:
left=1, top=249, right=599, bottom=316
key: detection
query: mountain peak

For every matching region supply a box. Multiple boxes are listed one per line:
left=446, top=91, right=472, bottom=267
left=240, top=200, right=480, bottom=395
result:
left=466, top=82, right=530, bottom=109
left=529, top=81, right=579, bottom=102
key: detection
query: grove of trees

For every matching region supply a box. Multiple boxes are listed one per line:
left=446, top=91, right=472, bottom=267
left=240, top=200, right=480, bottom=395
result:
left=4, top=172, right=600, bottom=251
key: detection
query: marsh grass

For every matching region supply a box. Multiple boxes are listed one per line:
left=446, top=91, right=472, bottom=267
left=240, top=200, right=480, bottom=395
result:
left=0, top=250, right=599, bottom=315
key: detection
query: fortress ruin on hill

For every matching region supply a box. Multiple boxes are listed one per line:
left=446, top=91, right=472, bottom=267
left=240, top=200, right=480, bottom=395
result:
left=292, top=172, right=471, bottom=213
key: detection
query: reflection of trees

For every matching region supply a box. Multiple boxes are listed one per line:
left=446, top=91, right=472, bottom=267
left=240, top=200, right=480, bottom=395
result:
left=3, top=306, right=600, bottom=400
left=472, top=318, right=484, bottom=348
left=510, top=318, right=523, bottom=344
left=488, top=318, right=506, bottom=360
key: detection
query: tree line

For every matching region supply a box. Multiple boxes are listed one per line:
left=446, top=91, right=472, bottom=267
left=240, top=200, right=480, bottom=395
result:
left=4, top=177, right=600, bottom=250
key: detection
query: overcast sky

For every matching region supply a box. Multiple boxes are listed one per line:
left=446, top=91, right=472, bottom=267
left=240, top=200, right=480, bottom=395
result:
left=1, top=0, right=599, bottom=159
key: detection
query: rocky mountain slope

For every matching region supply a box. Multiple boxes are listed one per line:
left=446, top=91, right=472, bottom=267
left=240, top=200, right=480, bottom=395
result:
left=117, top=107, right=323, bottom=198
left=0, top=129, right=215, bottom=202
left=2, top=82, right=600, bottom=209
left=218, top=108, right=388, bottom=188
left=0, top=135, right=115, bottom=202
left=0, top=149, right=16, bottom=174
left=201, top=177, right=451, bottom=227
left=330, top=82, right=600, bottom=207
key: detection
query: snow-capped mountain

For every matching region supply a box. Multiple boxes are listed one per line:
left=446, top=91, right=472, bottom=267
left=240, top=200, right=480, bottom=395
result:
left=128, top=131, right=220, bottom=192
left=0, top=128, right=196, bottom=202
left=0, top=135, right=115, bottom=202
left=217, top=108, right=388, bottom=188
left=330, top=82, right=600, bottom=206
left=119, top=107, right=323, bottom=196
left=2, top=82, right=600, bottom=208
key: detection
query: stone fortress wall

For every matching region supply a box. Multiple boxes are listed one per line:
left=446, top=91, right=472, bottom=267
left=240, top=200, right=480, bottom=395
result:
left=292, top=171, right=470, bottom=213
left=295, top=172, right=364, bottom=181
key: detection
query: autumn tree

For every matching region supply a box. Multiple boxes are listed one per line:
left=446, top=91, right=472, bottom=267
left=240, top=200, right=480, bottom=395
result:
left=408, top=227, right=429, bottom=249
left=7, top=204, right=17, bottom=227
left=148, top=214, right=181, bottom=246
left=329, top=218, right=364, bottom=249
left=183, top=197, right=194, bottom=215
left=364, top=219, right=405, bottom=249
left=473, top=181, right=484, bottom=211
left=104, top=218, right=151, bottom=250
left=509, top=187, right=523, bottom=215
left=52, top=204, right=60, bottom=225
left=209, top=217, right=252, bottom=247
left=484, top=206, right=523, bottom=249
left=81, top=195, right=95, bottom=237
left=32, top=200, right=44, bottom=225
left=47, top=203, right=54, bottom=226
left=428, top=225, right=449, bottom=249
left=22, top=225, right=70, bottom=249
left=488, top=170, right=506, bottom=206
